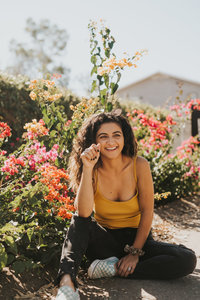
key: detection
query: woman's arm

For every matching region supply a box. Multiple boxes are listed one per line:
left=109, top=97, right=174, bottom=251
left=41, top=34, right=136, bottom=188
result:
left=74, top=143, right=100, bottom=218
left=132, top=156, right=154, bottom=249
left=117, top=156, right=154, bottom=277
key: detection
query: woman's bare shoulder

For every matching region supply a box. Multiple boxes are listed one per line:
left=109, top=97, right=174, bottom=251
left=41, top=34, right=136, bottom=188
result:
left=136, top=156, right=150, bottom=172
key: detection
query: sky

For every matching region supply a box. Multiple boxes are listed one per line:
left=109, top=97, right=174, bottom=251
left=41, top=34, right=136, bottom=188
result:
left=0, top=0, right=200, bottom=96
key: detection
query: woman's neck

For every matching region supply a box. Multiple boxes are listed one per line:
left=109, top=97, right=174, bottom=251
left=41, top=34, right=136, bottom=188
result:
left=100, top=154, right=127, bottom=174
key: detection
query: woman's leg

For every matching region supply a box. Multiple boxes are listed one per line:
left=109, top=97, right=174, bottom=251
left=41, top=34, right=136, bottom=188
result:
left=56, top=215, right=123, bottom=288
left=103, top=228, right=196, bottom=280
left=130, top=239, right=197, bottom=280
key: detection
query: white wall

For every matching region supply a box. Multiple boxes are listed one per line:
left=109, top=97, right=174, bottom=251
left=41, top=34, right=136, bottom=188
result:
left=118, top=75, right=200, bottom=108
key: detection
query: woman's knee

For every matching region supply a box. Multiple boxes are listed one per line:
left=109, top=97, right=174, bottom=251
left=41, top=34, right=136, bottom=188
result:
left=70, top=214, right=92, bottom=227
left=176, top=245, right=197, bottom=276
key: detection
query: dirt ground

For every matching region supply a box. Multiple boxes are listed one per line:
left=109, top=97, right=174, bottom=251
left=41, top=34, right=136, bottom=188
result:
left=0, top=195, right=200, bottom=300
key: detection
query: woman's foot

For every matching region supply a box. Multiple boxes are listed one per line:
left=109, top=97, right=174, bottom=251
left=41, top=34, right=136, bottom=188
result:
left=56, top=274, right=80, bottom=300
left=88, top=256, right=119, bottom=279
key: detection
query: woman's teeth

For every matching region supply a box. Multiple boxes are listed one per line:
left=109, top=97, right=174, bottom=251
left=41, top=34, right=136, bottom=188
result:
left=106, top=147, right=117, bottom=150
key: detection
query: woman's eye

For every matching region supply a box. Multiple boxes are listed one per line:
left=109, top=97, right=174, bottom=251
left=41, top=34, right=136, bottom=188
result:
left=100, top=136, right=107, bottom=139
left=113, top=134, right=121, bottom=137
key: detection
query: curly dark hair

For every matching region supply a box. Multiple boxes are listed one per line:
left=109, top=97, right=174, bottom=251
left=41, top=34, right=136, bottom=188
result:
left=68, top=110, right=138, bottom=191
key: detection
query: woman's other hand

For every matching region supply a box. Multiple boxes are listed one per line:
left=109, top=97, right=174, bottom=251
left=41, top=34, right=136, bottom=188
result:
left=116, top=254, right=139, bottom=277
left=81, top=143, right=101, bottom=169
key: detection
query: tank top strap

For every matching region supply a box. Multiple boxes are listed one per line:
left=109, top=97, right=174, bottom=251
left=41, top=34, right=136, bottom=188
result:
left=133, top=156, right=137, bottom=183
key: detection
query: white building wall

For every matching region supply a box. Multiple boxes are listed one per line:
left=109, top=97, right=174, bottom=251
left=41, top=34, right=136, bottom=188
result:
left=118, top=74, right=200, bottom=108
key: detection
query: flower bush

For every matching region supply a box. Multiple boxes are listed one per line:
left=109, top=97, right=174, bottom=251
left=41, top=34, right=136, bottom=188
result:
left=125, top=100, right=199, bottom=202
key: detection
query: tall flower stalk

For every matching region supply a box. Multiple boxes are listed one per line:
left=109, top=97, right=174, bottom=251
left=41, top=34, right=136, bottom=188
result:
left=88, top=20, right=147, bottom=111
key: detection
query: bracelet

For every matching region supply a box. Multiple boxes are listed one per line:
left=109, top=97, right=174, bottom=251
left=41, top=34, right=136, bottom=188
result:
left=124, top=244, right=145, bottom=256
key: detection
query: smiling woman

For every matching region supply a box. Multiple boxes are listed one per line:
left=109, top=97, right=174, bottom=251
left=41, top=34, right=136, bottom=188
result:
left=55, top=110, right=197, bottom=300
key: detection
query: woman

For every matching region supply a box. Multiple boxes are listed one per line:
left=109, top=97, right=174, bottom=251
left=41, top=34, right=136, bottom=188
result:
left=56, top=110, right=196, bottom=300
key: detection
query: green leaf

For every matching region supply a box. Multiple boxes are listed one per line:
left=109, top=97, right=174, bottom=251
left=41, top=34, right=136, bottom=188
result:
left=7, top=254, right=15, bottom=265
left=12, top=261, right=26, bottom=274
left=4, top=236, right=18, bottom=255
left=50, top=130, right=57, bottom=138
left=105, top=28, right=111, bottom=35
left=101, top=96, right=105, bottom=105
left=27, top=228, right=34, bottom=242
left=97, top=75, right=103, bottom=86
left=91, top=66, right=97, bottom=76
left=106, top=102, right=113, bottom=112
left=100, top=89, right=107, bottom=97
left=10, top=194, right=22, bottom=209
left=57, top=112, right=64, bottom=123
left=116, top=72, right=122, bottom=83
left=108, top=41, right=114, bottom=50
left=111, top=83, right=119, bottom=95
left=43, top=114, right=50, bottom=126
left=91, top=55, right=97, bottom=64
left=91, top=80, right=97, bottom=93
left=105, top=49, right=110, bottom=58
left=56, top=123, right=61, bottom=131
left=0, top=244, right=7, bottom=270
left=28, top=183, right=42, bottom=200
left=104, top=74, right=109, bottom=88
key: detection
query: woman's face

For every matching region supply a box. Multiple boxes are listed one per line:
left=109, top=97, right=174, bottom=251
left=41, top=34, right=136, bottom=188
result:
left=96, top=122, right=124, bottom=159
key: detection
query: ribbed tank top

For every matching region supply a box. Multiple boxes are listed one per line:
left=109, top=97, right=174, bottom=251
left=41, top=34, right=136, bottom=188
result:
left=94, top=156, right=141, bottom=229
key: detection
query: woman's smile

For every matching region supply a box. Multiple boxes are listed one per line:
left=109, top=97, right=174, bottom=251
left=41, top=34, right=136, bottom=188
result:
left=105, top=146, right=118, bottom=151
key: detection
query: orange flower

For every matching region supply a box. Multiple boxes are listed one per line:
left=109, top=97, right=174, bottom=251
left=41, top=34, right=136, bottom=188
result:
left=39, top=165, right=74, bottom=220
left=12, top=207, right=19, bottom=212
left=29, top=91, right=37, bottom=101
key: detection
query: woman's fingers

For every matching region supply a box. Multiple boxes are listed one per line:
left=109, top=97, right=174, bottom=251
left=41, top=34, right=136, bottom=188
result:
left=117, top=256, right=136, bottom=277
left=81, top=144, right=100, bottom=163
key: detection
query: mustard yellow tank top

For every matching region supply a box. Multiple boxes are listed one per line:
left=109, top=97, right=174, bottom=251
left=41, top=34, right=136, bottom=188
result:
left=94, top=156, right=141, bottom=229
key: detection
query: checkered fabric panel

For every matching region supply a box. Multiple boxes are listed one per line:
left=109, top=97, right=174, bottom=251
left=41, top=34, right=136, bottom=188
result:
left=56, top=286, right=80, bottom=300
left=92, top=257, right=119, bottom=278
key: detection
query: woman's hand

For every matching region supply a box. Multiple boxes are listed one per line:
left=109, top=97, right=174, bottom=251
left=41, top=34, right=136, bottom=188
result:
left=81, top=143, right=101, bottom=169
left=116, top=254, right=139, bottom=277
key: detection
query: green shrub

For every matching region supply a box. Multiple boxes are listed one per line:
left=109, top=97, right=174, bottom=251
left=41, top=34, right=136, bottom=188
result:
left=0, top=72, right=80, bottom=152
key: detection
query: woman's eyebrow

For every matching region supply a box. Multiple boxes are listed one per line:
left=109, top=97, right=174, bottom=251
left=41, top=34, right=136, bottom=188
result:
left=97, top=130, right=122, bottom=137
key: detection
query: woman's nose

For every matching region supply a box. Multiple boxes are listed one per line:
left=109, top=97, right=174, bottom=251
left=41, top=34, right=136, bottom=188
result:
left=106, top=137, right=115, bottom=144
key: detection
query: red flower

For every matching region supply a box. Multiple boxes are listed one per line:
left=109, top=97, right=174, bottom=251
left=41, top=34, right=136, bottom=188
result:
left=0, top=122, right=11, bottom=139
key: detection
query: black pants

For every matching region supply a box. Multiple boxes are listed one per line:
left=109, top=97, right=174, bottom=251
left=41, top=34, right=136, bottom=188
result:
left=56, top=215, right=197, bottom=287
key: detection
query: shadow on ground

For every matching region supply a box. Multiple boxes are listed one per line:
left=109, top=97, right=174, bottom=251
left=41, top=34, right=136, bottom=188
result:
left=78, top=269, right=200, bottom=300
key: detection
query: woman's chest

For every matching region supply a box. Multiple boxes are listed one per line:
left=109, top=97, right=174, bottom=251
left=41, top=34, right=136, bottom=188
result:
left=98, top=171, right=137, bottom=202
